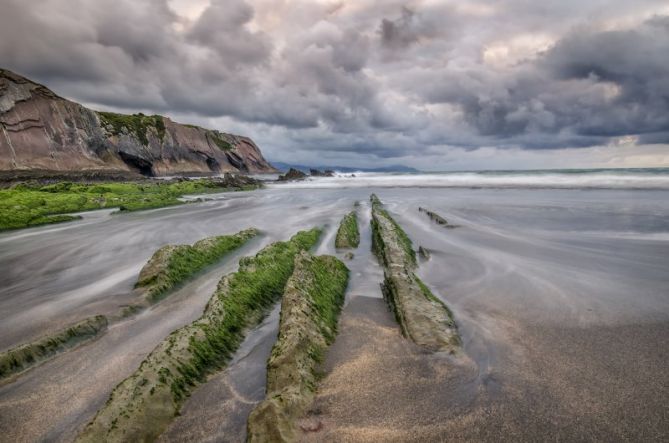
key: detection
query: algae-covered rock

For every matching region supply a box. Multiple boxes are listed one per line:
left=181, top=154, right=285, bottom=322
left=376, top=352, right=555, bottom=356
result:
left=247, top=252, right=349, bottom=443
left=134, top=228, right=258, bottom=304
left=334, top=211, right=360, bottom=249
left=77, top=229, right=321, bottom=443
left=0, top=315, right=108, bottom=381
left=371, top=194, right=460, bottom=353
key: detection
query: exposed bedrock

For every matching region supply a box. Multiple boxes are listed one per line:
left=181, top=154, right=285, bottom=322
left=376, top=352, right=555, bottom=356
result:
left=77, top=229, right=321, bottom=443
left=132, top=228, right=259, bottom=307
left=0, top=69, right=277, bottom=176
left=334, top=210, right=360, bottom=249
left=0, top=315, right=108, bottom=381
left=246, top=252, right=349, bottom=443
left=371, top=195, right=460, bottom=353
left=418, top=206, right=459, bottom=228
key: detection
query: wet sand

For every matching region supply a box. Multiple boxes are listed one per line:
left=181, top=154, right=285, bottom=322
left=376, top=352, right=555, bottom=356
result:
left=299, top=296, right=669, bottom=441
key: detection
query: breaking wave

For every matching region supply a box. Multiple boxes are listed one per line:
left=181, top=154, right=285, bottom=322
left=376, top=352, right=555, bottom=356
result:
left=268, top=168, right=669, bottom=190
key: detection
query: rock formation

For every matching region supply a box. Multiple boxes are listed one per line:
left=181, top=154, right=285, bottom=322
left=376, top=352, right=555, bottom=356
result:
left=0, top=69, right=277, bottom=177
left=0, top=315, right=108, bottom=381
left=371, top=194, right=460, bottom=353
left=277, top=168, right=307, bottom=181
left=77, top=229, right=321, bottom=443
left=418, top=207, right=459, bottom=228
left=335, top=211, right=360, bottom=249
left=247, top=252, right=349, bottom=442
left=309, top=169, right=334, bottom=177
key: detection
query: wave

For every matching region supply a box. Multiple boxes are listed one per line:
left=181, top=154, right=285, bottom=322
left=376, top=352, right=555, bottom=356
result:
left=267, top=169, right=669, bottom=190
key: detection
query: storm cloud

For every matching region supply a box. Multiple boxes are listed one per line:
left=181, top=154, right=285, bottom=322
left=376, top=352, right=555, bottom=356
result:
left=0, top=0, right=667, bottom=169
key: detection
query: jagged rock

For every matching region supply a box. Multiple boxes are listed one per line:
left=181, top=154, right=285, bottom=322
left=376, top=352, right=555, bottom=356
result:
left=418, top=246, right=431, bottom=260
left=309, top=169, right=335, bottom=177
left=344, top=252, right=355, bottom=260
left=278, top=168, right=307, bottom=181
left=371, top=194, right=460, bottom=353
left=418, top=207, right=459, bottom=228
left=0, top=69, right=277, bottom=177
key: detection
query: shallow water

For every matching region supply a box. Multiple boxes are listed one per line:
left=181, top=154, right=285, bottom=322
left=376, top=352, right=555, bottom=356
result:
left=0, top=184, right=668, bottom=441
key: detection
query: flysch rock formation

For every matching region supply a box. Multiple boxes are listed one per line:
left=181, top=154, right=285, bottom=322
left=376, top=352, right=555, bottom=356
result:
left=371, top=194, right=460, bottom=353
left=0, top=69, right=277, bottom=177
left=247, top=252, right=349, bottom=443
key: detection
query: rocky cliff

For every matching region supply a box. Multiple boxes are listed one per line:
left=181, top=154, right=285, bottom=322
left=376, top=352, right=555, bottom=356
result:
left=0, top=69, right=277, bottom=177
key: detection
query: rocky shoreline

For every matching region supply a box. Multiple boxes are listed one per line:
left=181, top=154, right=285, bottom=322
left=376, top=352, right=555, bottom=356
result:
left=77, top=229, right=321, bottom=442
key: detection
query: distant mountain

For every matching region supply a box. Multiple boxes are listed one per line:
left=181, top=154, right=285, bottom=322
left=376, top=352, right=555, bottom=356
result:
left=271, top=162, right=419, bottom=173
left=0, top=68, right=277, bottom=177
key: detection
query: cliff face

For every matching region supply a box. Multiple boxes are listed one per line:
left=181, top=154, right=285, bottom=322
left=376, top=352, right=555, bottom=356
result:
left=0, top=69, right=277, bottom=176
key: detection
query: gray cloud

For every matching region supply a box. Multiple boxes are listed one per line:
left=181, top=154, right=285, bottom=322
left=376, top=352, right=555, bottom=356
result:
left=0, top=0, right=667, bottom=168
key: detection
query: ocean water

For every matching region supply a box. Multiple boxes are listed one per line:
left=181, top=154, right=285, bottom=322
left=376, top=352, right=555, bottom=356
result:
left=0, top=169, right=668, bottom=441
left=267, top=167, right=669, bottom=189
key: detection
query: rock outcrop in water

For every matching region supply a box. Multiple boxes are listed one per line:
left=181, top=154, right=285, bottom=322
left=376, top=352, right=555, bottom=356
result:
left=371, top=195, right=460, bottom=353
left=246, top=252, right=349, bottom=442
left=335, top=211, right=360, bottom=249
left=0, top=315, right=108, bottom=381
left=77, top=229, right=321, bottom=443
left=418, top=207, right=459, bottom=228
left=0, top=69, right=277, bottom=177
left=133, top=229, right=258, bottom=306
left=277, top=168, right=307, bottom=181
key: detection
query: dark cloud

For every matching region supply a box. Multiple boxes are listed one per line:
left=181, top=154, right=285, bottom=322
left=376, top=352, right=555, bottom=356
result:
left=0, top=0, right=667, bottom=167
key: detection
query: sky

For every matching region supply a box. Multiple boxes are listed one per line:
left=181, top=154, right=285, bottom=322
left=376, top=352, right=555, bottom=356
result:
left=1, top=0, right=669, bottom=171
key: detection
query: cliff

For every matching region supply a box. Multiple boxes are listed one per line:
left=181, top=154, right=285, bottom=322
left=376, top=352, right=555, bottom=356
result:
left=0, top=69, right=277, bottom=177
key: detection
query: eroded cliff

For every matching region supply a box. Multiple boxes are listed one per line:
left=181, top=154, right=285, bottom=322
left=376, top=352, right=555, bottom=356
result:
left=0, top=69, right=277, bottom=176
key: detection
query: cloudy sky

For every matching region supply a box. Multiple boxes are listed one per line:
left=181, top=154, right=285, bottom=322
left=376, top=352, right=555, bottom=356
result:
left=2, top=0, right=669, bottom=170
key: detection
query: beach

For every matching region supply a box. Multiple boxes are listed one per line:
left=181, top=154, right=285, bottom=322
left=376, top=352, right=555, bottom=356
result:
left=1, top=171, right=668, bottom=441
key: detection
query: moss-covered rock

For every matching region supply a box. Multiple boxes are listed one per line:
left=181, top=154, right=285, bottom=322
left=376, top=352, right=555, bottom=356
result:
left=371, top=195, right=460, bottom=353
left=334, top=211, right=360, bottom=249
left=0, top=316, right=108, bottom=381
left=135, top=228, right=258, bottom=304
left=246, top=252, right=349, bottom=442
left=77, top=229, right=322, bottom=443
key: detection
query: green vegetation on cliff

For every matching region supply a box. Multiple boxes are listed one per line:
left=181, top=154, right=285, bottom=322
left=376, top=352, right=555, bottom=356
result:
left=0, top=316, right=108, bottom=381
left=97, top=112, right=166, bottom=146
left=334, top=211, right=360, bottom=249
left=136, top=229, right=259, bottom=303
left=209, top=132, right=233, bottom=151
left=78, top=229, right=322, bottom=443
left=0, top=178, right=261, bottom=231
left=247, top=252, right=349, bottom=442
